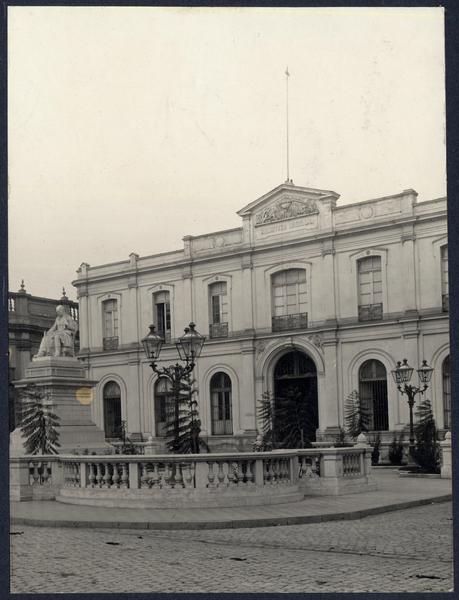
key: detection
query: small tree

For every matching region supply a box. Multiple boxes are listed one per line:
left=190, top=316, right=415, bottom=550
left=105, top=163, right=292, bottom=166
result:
left=258, top=388, right=317, bottom=449
left=19, top=385, right=60, bottom=455
left=413, top=398, right=440, bottom=473
left=344, top=390, right=371, bottom=439
left=115, top=420, right=137, bottom=455
left=388, top=434, right=404, bottom=465
left=165, top=376, right=209, bottom=454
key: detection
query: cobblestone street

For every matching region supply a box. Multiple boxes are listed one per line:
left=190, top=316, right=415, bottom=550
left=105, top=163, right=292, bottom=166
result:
left=10, top=502, right=453, bottom=593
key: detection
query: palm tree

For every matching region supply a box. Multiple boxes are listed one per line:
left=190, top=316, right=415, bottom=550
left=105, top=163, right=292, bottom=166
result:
left=19, top=385, right=60, bottom=455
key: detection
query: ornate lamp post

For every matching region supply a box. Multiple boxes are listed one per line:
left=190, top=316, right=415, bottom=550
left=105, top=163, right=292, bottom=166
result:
left=391, top=359, right=434, bottom=471
left=141, top=322, right=205, bottom=452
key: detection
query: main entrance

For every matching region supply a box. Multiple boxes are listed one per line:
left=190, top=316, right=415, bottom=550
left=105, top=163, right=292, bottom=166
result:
left=273, top=350, right=318, bottom=448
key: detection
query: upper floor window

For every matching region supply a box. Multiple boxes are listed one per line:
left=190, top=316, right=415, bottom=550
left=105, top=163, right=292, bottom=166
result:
left=209, top=282, right=228, bottom=339
left=103, top=381, right=122, bottom=438
left=102, top=299, right=119, bottom=350
left=153, top=291, right=171, bottom=342
left=358, top=359, right=389, bottom=431
left=154, top=377, right=173, bottom=437
left=357, top=256, right=383, bottom=321
left=210, top=372, right=233, bottom=435
left=271, top=269, right=308, bottom=332
left=441, top=245, right=448, bottom=312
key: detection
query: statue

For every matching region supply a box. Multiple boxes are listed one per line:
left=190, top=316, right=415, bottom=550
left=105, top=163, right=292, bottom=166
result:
left=35, top=305, right=78, bottom=358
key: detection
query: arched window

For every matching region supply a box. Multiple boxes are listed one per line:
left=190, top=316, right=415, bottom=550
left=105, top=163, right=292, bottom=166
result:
left=441, top=245, right=448, bottom=312
left=271, top=269, right=308, bottom=332
left=443, top=356, right=451, bottom=430
left=210, top=372, right=233, bottom=435
left=153, top=291, right=171, bottom=342
left=357, top=256, right=383, bottom=321
left=359, top=359, right=388, bottom=431
left=103, top=381, right=122, bottom=438
left=102, top=299, right=119, bottom=350
left=209, top=281, right=228, bottom=338
left=154, top=377, right=173, bottom=437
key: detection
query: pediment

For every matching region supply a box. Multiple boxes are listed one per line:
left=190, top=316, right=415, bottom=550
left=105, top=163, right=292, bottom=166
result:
left=238, top=183, right=339, bottom=226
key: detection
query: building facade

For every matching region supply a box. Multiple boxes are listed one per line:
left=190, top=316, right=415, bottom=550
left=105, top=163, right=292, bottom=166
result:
left=73, top=183, right=450, bottom=453
left=8, top=285, right=79, bottom=430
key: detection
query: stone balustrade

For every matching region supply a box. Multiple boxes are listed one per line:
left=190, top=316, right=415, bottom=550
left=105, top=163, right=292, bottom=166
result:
left=10, top=446, right=375, bottom=508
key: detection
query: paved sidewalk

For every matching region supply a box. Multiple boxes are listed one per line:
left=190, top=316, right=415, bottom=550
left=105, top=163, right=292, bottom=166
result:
left=11, top=469, right=452, bottom=530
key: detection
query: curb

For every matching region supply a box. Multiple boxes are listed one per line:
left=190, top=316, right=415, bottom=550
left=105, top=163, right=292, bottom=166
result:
left=10, top=494, right=452, bottom=531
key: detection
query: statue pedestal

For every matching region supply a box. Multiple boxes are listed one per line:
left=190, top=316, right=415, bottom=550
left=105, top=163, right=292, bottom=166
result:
left=10, top=356, right=109, bottom=456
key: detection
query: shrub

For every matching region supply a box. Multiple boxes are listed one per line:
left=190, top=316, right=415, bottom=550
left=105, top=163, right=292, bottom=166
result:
left=413, top=398, right=440, bottom=473
left=344, top=390, right=371, bottom=439
left=371, top=433, right=381, bottom=465
left=388, top=435, right=404, bottom=465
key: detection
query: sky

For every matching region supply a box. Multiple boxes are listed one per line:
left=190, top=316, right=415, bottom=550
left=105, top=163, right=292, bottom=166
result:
left=8, top=6, right=446, bottom=301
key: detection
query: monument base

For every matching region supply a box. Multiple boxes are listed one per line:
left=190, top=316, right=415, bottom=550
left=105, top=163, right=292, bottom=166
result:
left=11, top=356, right=110, bottom=456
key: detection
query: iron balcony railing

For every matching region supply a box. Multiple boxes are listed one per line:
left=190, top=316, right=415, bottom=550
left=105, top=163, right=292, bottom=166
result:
left=358, top=303, right=383, bottom=322
left=209, top=322, right=229, bottom=339
left=103, top=337, right=119, bottom=351
left=442, top=294, right=449, bottom=312
left=272, top=313, right=308, bottom=332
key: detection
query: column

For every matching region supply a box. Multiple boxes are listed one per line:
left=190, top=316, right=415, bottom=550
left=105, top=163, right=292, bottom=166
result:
left=401, top=225, right=417, bottom=315
left=317, top=334, right=341, bottom=440
left=241, top=255, right=254, bottom=333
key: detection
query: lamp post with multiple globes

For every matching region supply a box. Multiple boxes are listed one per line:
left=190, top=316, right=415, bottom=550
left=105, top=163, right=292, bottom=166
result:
left=391, top=358, right=434, bottom=471
left=141, top=322, right=205, bottom=453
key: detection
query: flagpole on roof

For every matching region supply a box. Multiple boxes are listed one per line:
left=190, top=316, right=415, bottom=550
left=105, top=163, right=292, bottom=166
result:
left=285, top=66, right=292, bottom=184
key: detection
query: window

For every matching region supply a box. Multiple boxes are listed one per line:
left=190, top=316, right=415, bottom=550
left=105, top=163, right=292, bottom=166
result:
left=443, top=356, right=451, bottom=430
left=271, top=269, right=308, bottom=332
left=153, top=291, right=171, bottom=342
left=154, top=377, right=173, bottom=437
left=209, top=282, right=228, bottom=338
left=210, top=372, right=233, bottom=435
left=358, top=360, right=389, bottom=431
left=441, top=245, right=448, bottom=312
left=102, top=300, right=119, bottom=350
left=103, top=381, right=122, bottom=438
left=358, top=256, right=383, bottom=321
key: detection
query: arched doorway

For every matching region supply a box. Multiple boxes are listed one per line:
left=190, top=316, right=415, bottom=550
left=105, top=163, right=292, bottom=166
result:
left=103, top=381, right=122, bottom=439
left=273, top=350, right=318, bottom=448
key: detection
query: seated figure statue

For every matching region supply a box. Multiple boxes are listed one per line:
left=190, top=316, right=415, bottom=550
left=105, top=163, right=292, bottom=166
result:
left=35, top=305, right=78, bottom=358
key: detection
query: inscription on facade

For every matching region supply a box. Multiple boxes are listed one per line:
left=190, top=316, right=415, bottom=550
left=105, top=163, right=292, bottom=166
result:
left=255, top=215, right=318, bottom=239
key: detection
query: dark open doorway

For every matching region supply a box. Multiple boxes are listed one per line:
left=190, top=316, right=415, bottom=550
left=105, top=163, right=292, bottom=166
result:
left=273, top=350, right=318, bottom=448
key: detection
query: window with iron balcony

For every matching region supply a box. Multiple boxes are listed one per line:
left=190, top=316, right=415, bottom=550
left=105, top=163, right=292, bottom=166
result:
left=102, top=299, right=119, bottom=350
left=271, top=269, right=308, bottom=332
left=209, top=281, right=228, bottom=339
left=153, top=291, right=171, bottom=343
left=357, top=256, right=383, bottom=322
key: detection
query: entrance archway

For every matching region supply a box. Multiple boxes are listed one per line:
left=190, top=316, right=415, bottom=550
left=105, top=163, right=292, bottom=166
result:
left=273, top=350, right=318, bottom=448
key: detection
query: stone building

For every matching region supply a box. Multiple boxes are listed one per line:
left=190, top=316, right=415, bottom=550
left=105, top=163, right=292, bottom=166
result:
left=73, top=182, right=450, bottom=454
left=8, top=284, right=79, bottom=430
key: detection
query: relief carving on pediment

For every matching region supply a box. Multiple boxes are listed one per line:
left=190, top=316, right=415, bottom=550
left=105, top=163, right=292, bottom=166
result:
left=255, top=196, right=319, bottom=226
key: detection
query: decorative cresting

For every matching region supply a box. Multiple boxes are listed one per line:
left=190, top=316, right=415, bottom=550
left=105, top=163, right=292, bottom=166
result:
left=255, top=196, right=319, bottom=225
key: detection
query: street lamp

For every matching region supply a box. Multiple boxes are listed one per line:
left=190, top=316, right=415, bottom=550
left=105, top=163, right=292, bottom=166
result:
left=141, top=322, right=205, bottom=452
left=391, top=358, right=433, bottom=470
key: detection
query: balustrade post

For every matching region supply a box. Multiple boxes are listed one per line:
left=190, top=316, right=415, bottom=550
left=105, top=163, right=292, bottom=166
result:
left=253, top=458, right=264, bottom=486
left=440, top=431, right=452, bottom=479
left=194, top=461, right=209, bottom=489
left=290, top=455, right=299, bottom=484
left=321, top=452, right=342, bottom=478
left=10, top=458, right=33, bottom=501
left=80, top=462, right=87, bottom=488
left=129, top=462, right=140, bottom=489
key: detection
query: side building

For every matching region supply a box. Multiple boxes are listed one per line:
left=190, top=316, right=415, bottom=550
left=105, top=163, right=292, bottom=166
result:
left=73, top=182, right=450, bottom=454
left=8, top=284, right=79, bottom=430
